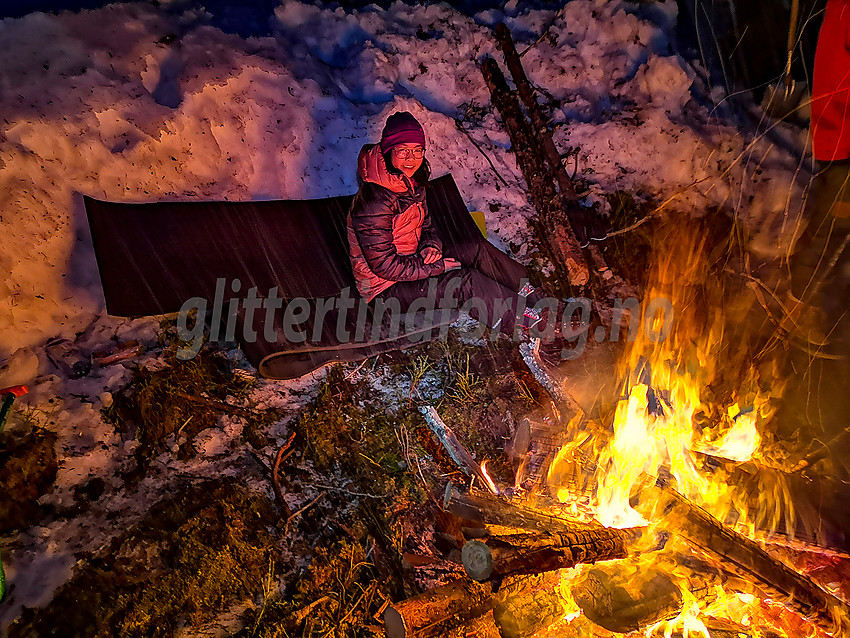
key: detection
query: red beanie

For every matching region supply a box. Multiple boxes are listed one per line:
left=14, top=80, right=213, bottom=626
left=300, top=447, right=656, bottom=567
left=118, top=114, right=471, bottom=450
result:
left=380, top=112, right=426, bottom=154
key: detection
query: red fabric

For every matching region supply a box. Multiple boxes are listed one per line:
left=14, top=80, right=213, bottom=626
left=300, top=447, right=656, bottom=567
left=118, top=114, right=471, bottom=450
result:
left=812, top=0, right=850, bottom=161
left=347, top=144, right=443, bottom=301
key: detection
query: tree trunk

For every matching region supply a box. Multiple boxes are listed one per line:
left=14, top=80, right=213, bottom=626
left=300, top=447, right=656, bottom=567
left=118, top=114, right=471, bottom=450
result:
left=479, top=56, right=589, bottom=288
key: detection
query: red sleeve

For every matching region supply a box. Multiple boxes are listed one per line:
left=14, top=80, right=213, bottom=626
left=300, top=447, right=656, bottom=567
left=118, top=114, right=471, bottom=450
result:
left=812, top=0, right=850, bottom=162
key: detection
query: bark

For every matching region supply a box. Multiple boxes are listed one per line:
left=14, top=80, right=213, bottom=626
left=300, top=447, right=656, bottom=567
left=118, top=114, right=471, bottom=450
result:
left=479, top=56, right=589, bottom=287
left=444, top=485, right=608, bottom=535
left=384, top=571, right=575, bottom=638
left=494, top=23, right=614, bottom=298
left=571, top=558, right=722, bottom=633
left=630, top=474, right=850, bottom=637
left=419, top=405, right=498, bottom=493
left=461, top=528, right=629, bottom=581
left=493, top=22, right=577, bottom=202
left=383, top=578, right=494, bottom=638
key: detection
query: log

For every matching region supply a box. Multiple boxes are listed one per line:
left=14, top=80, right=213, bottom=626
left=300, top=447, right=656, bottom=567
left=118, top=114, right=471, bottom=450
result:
left=492, top=570, right=573, bottom=638
left=495, top=23, right=614, bottom=297
left=385, top=570, right=576, bottom=638
left=571, top=557, right=722, bottom=633
left=630, top=474, right=850, bottom=637
left=494, top=22, right=577, bottom=202
left=443, top=485, right=605, bottom=535
left=419, top=405, right=499, bottom=494
left=479, top=56, right=589, bottom=287
left=383, top=577, right=494, bottom=638
left=461, top=527, right=629, bottom=582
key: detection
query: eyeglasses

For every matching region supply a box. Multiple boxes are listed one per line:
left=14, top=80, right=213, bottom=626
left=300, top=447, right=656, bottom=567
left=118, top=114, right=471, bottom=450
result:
left=392, top=147, right=425, bottom=159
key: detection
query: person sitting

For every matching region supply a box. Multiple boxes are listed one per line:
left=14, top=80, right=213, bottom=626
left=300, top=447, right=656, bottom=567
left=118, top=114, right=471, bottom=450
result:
left=347, top=111, right=555, bottom=339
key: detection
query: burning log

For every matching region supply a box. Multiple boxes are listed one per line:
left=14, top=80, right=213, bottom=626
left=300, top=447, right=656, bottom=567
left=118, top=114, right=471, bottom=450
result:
left=461, top=528, right=629, bottom=582
left=444, top=484, right=604, bottom=535
left=479, top=56, right=589, bottom=287
left=571, top=558, right=723, bottom=633
left=419, top=405, right=498, bottom=493
left=630, top=474, right=850, bottom=637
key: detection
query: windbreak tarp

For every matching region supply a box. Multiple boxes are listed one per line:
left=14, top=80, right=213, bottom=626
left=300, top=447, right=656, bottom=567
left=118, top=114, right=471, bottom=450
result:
left=84, top=174, right=482, bottom=379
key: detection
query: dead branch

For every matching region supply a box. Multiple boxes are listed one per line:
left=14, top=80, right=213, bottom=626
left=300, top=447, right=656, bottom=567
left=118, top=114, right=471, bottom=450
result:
left=495, top=22, right=577, bottom=202
left=479, top=55, right=590, bottom=287
left=173, top=391, right=261, bottom=419
left=454, top=118, right=509, bottom=187
left=273, top=431, right=296, bottom=518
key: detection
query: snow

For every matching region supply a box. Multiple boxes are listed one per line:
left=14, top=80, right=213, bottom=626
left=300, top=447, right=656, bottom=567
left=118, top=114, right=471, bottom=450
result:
left=0, top=0, right=811, bottom=631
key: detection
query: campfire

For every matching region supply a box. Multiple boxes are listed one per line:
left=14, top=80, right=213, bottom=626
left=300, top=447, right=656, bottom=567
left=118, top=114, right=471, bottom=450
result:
left=385, top=219, right=850, bottom=638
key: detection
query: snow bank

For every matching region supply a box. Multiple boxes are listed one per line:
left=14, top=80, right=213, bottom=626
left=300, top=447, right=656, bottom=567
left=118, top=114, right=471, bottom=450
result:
left=0, top=0, right=806, bottom=386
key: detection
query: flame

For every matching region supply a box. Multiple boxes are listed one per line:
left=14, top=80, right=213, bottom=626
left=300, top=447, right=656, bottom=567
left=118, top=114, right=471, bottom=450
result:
left=589, top=220, right=772, bottom=530
left=542, top=218, right=790, bottom=635
left=479, top=460, right=500, bottom=496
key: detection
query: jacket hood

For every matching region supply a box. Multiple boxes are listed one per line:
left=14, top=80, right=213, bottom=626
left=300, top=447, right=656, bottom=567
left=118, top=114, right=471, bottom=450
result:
left=357, top=144, right=410, bottom=194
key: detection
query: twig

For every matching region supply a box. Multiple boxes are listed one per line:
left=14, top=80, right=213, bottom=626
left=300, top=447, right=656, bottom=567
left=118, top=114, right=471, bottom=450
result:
left=605, top=214, right=652, bottom=238
left=344, top=357, right=371, bottom=380
left=338, top=581, right=378, bottom=626
left=293, top=594, right=332, bottom=624
left=455, top=119, right=509, bottom=186
left=173, top=391, right=259, bottom=419
left=302, top=483, right=388, bottom=499
left=273, top=432, right=297, bottom=518
left=518, top=7, right=564, bottom=58
left=287, top=492, right=324, bottom=527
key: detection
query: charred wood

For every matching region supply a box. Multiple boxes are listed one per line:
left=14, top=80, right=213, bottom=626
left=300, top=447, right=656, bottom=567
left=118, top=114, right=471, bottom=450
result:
left=461, top=528, right=628, bottom=582
left=571, top=558, right=722, bottom=633
left=443, top=485, right=605, bottom=535
left=630, top=474, right=850, bottom=637
left=419, top=405, right=498, bottom=493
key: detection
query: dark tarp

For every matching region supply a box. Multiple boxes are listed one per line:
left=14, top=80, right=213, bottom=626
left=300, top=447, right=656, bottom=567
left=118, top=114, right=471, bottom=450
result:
left=84, top=174, right=483, bottom=379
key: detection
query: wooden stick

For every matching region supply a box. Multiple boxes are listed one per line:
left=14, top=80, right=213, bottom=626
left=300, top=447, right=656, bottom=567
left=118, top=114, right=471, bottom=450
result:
left=630, top=474, right=850, bottom=637
left=419, top=405, right=498, bottom=494
left=273, top=432, right=296, bottom=519
left=462, top=527, right=629, bottom=582
left=173, top=391, right=260, bottom=419
left=518, top=339, right=573, bottom=409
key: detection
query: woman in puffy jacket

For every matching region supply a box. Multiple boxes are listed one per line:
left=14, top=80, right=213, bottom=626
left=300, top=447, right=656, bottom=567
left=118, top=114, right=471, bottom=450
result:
left=347, top=111, right=545, bottom=337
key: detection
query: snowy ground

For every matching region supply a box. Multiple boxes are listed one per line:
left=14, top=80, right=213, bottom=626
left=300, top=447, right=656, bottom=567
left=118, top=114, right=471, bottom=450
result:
left=0, top=0, right=810, bottom=632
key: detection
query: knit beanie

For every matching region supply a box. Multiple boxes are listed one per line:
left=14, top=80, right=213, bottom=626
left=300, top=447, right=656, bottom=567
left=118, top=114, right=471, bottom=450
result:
left=380, top=112, right=426, bottom=154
